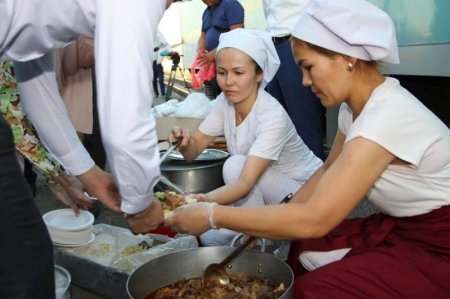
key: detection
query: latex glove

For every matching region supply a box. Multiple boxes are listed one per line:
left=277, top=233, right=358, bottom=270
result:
left=187, top=193, right=208, bottom=202
left=48, top=172, right=95, bottom=216
left=165, top=202, right=217, bottom=236
left=77, top=165, right=121, bottom=213
left=126, top=197, right=165, bottom=233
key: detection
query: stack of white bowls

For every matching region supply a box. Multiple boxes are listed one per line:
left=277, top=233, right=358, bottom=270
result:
left=43, top=209, right=95, bottom=247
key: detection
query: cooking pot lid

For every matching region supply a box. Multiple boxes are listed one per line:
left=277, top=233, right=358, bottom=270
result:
left=167, top=149, right=229, bottom=161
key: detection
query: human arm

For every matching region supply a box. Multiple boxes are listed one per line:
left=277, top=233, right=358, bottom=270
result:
left=170, top=124, right=273, bottom=204
left=0, top=61, right=95, bottom=215
left=14, top=52, right=121, bottom=213
left=198, top=32, right=207, bottom=51
left=94, top=0, right=166, bottom=229
left=166, top=136, right=395, bottom=239
left=289, top=128, right=346, bottom=204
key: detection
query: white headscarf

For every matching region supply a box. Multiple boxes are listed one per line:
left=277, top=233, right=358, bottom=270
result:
left=216, top=28, right=280, bottom=88
left=292, top=0, right=399, bottom=64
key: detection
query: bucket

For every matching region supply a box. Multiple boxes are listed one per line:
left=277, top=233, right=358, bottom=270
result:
left=55, top=264, right=71, bottom=299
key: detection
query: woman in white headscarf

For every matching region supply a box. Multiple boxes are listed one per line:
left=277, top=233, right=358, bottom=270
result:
left=168, top=28, right=322, bottom=246
left=167, top=0, right=450, bottom=296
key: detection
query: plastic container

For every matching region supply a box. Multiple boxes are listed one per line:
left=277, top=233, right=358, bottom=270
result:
left=55, top=264, right=71, bottom=299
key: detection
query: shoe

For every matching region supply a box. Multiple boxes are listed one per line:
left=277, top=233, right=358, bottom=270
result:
left=299, top=248, right=351, bottom=271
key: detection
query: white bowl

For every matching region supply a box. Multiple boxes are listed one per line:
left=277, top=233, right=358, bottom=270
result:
left=43, top=209, right=94, bottom=245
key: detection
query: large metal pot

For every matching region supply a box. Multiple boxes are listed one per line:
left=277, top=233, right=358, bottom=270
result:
left=160, top=149, right=229, bottom=193
left=127, top=247, right=293, bottom=299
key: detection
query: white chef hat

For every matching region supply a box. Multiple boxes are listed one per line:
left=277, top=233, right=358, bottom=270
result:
left=292, top=0, right=399, bottom=64
left=216, top=28, right=280, bottom=88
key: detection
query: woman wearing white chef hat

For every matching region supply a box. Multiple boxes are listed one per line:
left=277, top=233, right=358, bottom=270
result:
left=166, top=0, right=450, bottom=296
left=168, top=28, right=322, bottom=246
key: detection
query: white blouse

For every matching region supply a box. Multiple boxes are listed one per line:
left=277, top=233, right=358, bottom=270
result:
left=199, top=89, right=322, bottom=183
left=339, top=77, right=450, bottom=217
left=1, top=0, right=167, bottom=214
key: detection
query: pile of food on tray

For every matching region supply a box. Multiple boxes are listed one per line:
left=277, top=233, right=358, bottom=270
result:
left=149, top=272, right=286, bottom=299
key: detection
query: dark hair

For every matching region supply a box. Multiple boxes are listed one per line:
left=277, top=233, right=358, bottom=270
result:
left=294, top=39, right=378, bottom=70
left=254, top=61, right=263, bottom=75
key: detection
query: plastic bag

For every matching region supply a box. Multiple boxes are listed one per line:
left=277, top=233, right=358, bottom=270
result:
left=173, top=92, right=212, bottom=118
left=151, top=99, right=179, bottom=117
left=190, top=50, right=216, bottom=90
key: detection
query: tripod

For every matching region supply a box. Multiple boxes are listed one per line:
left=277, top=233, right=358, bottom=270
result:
left=165, top=62, right=191, bottom=101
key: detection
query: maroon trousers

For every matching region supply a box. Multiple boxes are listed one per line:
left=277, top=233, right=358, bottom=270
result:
left=287, top=206, right=450, bottom=298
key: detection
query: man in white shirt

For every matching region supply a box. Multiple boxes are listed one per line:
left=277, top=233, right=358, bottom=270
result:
left=262, top=0, right=325, bottom=160
left=0, top=0, right=181, bottom=297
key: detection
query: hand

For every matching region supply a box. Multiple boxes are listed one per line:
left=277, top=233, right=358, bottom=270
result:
left=197, top=51, right=215, bottom=67
left=77, top=165, right=121, bottom=213
left=48, top=173, right=95, bottom=216
left=188, top=193, right=209, bottom=202
left=126, top=198, right=164, bottom=233
left=168, top=126, right=192, bottom=151
left=164, top=202, right=213, bottom=236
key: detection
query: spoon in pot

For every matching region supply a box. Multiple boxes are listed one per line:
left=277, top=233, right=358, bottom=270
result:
left=202, top=192, right=293, bottom=287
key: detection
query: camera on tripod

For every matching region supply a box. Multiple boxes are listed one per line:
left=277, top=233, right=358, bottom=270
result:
left=161, top=51, right=182, bottom=65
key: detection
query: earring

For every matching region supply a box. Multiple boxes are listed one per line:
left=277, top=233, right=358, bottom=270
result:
left=347, top=63, right=353, bottom=71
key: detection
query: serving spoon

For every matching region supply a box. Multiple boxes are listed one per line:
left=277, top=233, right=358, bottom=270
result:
left=202, top=192, right=293, bottom=287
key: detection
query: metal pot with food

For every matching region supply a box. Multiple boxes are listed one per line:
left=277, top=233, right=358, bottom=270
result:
left=160, top=149, right=229, bottom=193
left=126, top=246, right=293, bottom=299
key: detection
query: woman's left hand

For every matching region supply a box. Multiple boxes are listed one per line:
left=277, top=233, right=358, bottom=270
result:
left=164, top=202, right=214, bottom=235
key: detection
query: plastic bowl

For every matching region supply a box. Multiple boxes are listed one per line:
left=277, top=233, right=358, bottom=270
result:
left=43, top=209, right=94, bottom=245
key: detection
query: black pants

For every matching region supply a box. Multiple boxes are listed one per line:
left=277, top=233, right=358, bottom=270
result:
left=83, top=68, right=106, bottom=169
left=0, top=116, right=55, bottom=299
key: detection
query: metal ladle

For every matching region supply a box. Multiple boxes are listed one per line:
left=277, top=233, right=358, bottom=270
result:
left=202, top=192, right=293, bottom=287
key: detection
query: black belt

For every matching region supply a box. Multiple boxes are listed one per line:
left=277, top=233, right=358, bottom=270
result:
left=272, top=35, right=291, bottom=45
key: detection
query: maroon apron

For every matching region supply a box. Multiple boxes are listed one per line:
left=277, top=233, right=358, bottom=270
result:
left=288, top=205, right=450, bottom=298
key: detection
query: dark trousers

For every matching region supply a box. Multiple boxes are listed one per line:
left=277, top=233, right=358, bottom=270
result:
left=0, top=116, right=55, bottom=299
left=266, top=41, right=324, bottom=160
left=83, top=68, right=106, bottom=169
left=152, top=61, right=165, bottom=96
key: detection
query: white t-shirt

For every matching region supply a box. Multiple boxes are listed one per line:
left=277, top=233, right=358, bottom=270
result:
left=339, top=77, right=450, bottom=217
left=199, top=89, right=322, bottom=183
left=1, top=0, right=166, bottom=214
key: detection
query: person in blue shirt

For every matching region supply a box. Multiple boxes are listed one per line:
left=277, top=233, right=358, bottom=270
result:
left=197, top=0, right=244, bottom=99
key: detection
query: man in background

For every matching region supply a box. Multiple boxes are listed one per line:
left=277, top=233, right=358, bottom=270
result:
left=197, top=0, right=244, bottom=99
left=263, top=0, right=324, bottom=160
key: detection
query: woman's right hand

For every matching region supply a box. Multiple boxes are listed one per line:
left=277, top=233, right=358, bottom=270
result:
left=168, top=126, right=192, bottom=152
left=48, top=172, right=95, bottom=216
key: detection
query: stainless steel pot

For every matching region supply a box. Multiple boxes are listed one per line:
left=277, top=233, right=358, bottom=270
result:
left=160, top=149, right=229, bottom=193
left=126, top=247, right=293, bottom=299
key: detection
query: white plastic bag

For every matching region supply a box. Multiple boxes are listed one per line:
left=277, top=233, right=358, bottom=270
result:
left=173, top=92, right=211, bottom=118
left=151, top=99, right=179, bottom=117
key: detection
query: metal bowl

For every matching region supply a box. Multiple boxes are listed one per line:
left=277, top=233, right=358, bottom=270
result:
left=127, top=246, right=293, bottom=299
left=160, top=149, right=229, bottom=193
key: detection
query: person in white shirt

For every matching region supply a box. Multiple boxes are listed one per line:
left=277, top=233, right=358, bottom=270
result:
left=168, top=28, right=322, bottom=246
left=0, top=1, right=182, bottom=297
left=262, top=0, right=324, bottom=160
left=166, top=0, right=450, bottom=296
